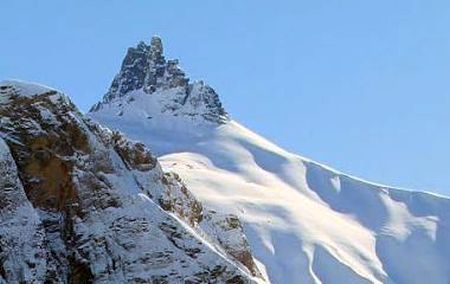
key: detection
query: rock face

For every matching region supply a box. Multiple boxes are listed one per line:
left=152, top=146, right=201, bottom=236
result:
left=0, top=80, right=262, bottom=283
left=91, top=36, right=227, bottom=123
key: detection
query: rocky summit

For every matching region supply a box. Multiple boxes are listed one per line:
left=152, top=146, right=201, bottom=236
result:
left=0, top=80, right=263, bottom=284
left=91, top=36, right=227, bottom=124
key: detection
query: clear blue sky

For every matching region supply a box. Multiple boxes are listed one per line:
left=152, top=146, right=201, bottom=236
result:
left=1, top=1, right=450, bottom=195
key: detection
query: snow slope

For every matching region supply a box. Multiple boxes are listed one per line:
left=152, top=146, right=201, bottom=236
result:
left=91, top=103, right=450, bottom=284
left=89, top=37, right=450, bottom=284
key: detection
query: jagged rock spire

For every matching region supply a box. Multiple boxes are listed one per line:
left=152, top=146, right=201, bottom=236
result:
left=102, top=35, right=188, bottom=101
left=91, top=36, right=228, bottom=123
left=149, top=36, right=164, bottom=62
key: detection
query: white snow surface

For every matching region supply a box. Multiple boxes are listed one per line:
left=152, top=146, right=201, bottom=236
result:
left=0, top=80, right=66, bottom=107
left=90, top=91, right=450, bottom=284
left=0, top=79, right=56, bottom=97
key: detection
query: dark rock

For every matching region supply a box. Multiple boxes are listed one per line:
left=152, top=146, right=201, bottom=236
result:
left=92, top=36, right=228, bottom=124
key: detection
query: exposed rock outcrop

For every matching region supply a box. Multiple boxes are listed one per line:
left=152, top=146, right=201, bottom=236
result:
left=0, top=80, right=262, bottom=283
left=90, top=36, right=228, bottom=124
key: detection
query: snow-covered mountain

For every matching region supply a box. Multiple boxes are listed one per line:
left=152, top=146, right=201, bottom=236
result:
left=0, top=80, right=263, bottom=283
left=90, top=36, right=450, bottom=284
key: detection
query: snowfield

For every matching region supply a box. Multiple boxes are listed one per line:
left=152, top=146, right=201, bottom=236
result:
left=90, top=88, right=450, bottom=284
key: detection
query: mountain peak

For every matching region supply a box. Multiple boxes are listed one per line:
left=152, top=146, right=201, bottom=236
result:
left=91, top=36, right=228, bottom=123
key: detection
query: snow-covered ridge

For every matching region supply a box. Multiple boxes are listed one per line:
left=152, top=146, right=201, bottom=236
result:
left=0, top=79, right=57, bottom=97
left=0, top=80, right=263, bottom=283
left=89, top=37, right=450, bottom=284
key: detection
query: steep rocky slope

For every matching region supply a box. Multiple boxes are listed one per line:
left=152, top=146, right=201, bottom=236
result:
left=90, top=37, right=450, bottom=284
left=91, top=36, right=227, bottom=124
left=0, top=80, right=263, bottom=283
